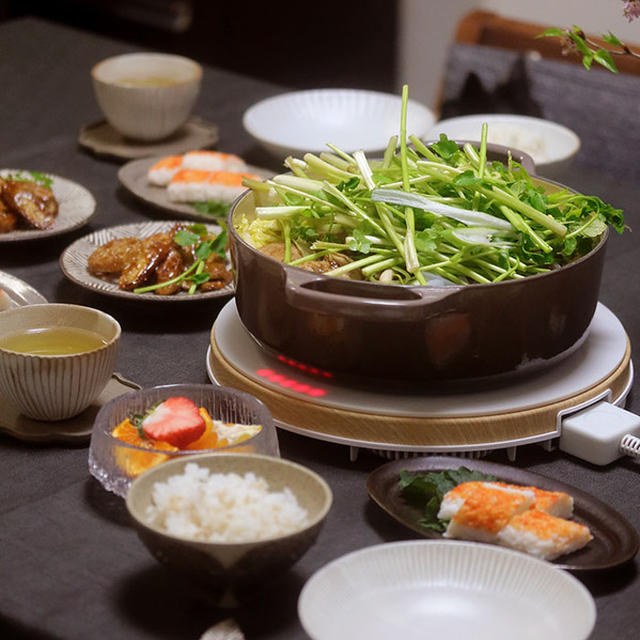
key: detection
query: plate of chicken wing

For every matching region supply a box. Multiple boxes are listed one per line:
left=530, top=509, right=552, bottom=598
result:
left=59, top=220, right=234, bottom=301
left=0, top=169, right=95, bottom=242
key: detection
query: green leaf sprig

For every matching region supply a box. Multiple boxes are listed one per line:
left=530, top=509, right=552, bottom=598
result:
left=399, top=467, right=497, bottom=532
left=133, top=224, right=227, bottom=295
left=4, top=170, right=54, bottom=189
left=538, top=25, right=640, bottom=73
left=191, top=200, right=230, bottom=219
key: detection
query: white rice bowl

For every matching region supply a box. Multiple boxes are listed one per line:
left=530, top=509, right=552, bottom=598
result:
left=145, top=462, right=309, bottom=542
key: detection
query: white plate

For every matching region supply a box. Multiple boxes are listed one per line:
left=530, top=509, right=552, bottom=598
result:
left=59, top=220, right=233, bottom=302
left=298, top=540, right=596, bottom=640
left=0, top=270, right=47, bottom=309
left=426, top=114, right=580, bottom=178
left=243, top=89, right=436, bottom=158
left=118, top=156, right=273, bottom=222
left=0, top=170, right=96, bottom=242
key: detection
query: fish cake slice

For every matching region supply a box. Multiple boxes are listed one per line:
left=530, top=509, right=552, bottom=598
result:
left=498, top=509, right=592, bottom=560
left=443, top=484, right=535, bottom=544
left=497, top=483, right=574, bottom=518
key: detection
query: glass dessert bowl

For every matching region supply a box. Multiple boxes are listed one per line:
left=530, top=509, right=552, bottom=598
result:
left=89, top=383, right=279, bottom=496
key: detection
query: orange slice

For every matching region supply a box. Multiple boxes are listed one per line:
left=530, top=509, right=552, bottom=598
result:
left=112, top=418, right=178, bottom=477
left=185, top=408, right=219, bottom=450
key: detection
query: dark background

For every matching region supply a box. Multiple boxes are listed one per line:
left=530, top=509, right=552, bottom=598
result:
left=0, top=0, right=398, bottom=91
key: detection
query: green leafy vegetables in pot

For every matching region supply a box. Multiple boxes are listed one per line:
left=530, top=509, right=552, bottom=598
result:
left=399, top=467, right=497, bottom=532
left=238, top=85, right=624, bottom=286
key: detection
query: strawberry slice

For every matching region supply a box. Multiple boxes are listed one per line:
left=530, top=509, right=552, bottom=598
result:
left=142, top=397, right=206, bottom=449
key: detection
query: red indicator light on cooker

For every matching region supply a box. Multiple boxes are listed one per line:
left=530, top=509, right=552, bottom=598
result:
left=255, top=370, right=328, bottom=398
left=275, top=354, right=334, bottom=378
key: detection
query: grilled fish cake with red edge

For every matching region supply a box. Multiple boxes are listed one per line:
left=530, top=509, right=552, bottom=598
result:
left=442, top=484, right=535, bottom=544
left=497, top=509, right=592, bottom=560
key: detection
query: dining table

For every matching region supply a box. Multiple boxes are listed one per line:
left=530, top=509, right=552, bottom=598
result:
left=1, top=15, right=639, bottom=640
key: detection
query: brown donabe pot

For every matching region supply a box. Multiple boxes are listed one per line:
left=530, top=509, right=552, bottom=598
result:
left=228, top=176, right=608, bottom=384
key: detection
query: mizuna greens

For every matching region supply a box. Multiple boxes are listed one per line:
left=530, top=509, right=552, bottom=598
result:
left=238, top=86, right=624, bottom=286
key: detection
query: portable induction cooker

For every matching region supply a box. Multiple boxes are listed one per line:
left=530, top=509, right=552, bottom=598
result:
left=207, top=300, right=640, bottom=464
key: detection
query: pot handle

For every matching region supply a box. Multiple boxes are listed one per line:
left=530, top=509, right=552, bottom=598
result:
left=283, top=270, right=461, bottom=321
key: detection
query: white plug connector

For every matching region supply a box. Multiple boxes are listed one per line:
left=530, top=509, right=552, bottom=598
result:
left=559, top=401, right=640, bottom=465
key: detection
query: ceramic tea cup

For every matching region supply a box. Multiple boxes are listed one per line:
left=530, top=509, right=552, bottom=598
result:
left=91, top=52, right=202, bottom=141
left=0, top=304, right=121, bottom=421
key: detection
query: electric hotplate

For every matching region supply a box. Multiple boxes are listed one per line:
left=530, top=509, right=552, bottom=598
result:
left=207, top=301, right=632, bottom=458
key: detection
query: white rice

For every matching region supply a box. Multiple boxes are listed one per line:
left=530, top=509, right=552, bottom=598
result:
left=167, top=180, right=247, bottom=203
left=145, top=462, right=309, bottom=542
left=148, top=166, right=180, bottom=186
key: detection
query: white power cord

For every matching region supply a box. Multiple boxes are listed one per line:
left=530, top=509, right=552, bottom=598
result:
left=559, top=400, right=640, bottom=465
left=620, top=433, right=640, bottom=459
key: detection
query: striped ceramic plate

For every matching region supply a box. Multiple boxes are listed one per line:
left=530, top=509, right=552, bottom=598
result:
left=59, top=220, right=233, bottom=302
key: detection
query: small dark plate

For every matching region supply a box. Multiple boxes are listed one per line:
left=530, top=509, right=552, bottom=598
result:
left=367, top=456, right=639, bottom=571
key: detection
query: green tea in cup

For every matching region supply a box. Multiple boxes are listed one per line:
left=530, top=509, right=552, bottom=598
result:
left=0, top=326, right=108, bottom=355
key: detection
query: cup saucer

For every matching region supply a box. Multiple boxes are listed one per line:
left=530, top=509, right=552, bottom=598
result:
left=0, top=373, right=140, bottom=443
left=78, top=116, right=219, bottom=161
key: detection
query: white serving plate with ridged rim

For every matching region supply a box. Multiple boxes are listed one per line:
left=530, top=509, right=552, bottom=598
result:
left=0, top=169, right=96, bottom=242
left=298, top=540, right=596, bottom=640
left=243, top=89, right=436, bottom=158
left=59, top=220, right=233, bottom=302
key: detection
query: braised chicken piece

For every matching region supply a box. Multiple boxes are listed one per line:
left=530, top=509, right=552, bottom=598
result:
left=199, top=254, right=233, bottom=291
left=260, top=242, right=303, bottom=262
left=154, top=247, right=185, bottom=295
left=259, top=242, right=357, bottom=278
left=87, top=227, right=231, bottom=295
left=1, top=180, right=58, bottom=230
left=0, top=199, right=18, bottom=233
left=118, top=233, right=174, bottom=290
left=88, top=238, right=143, bottom=276
left=299, top=253, right=353, bottom=275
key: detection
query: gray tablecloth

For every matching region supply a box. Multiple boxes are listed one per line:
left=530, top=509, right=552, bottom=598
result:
left=0, top=17, right=639, bottom=640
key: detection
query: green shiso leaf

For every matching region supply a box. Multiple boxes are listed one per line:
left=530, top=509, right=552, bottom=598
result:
left=399, top=467, right=497, bottom=532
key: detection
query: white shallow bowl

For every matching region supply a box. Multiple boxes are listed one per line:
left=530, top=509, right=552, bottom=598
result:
left=243, top=89, right=436, bottom=158
left=298, top=540, right=596, bottom=640
left=426, top=114, right=580, bottom=179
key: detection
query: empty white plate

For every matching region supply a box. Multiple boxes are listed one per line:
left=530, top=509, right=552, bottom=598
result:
left=298, top=540, right=595, bottom=640
left=426, top=114, right=580, bottom=179
left=243, top=89, right=435, bottom=158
